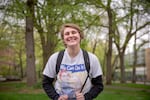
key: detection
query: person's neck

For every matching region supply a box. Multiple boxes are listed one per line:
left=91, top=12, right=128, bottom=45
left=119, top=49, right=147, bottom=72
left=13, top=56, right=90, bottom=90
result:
left=67, top=46, right=80, bottom=58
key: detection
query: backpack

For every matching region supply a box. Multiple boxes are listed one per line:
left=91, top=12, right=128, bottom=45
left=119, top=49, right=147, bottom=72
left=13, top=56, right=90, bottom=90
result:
left=56, top=49, right=90, bottom=92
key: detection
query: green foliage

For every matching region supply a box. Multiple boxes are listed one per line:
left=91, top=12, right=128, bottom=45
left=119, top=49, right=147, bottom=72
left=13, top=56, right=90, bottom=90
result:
left=0, top=41, right=9, bottom=49
left=136, top=0, right=150, bottom=14
left=0, top=21, right=26, bottom=77
left=80, top=39, right=89, bottom=49
left=0, top=24, right=11, bottom=49
left=0, top=65, right=9, bottom=76
left=53, top=39, right=65, bottom=52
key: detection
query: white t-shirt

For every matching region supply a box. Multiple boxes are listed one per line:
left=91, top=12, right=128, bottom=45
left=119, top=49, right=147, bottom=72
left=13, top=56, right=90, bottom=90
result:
left=43, top=49, right=102, bottom=98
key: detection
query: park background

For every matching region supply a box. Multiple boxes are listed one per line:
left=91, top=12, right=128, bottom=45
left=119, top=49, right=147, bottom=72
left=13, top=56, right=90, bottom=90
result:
left=0, top=0, right=150, bottom=100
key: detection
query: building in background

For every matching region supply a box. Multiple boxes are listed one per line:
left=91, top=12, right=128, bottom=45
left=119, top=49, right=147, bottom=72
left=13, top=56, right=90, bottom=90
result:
left=114, top=48, right=150, bottom=82
left=145, top=48, right=150, bottom=81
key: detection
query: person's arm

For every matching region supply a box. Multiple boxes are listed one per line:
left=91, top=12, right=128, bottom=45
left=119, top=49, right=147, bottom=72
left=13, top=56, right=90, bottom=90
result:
left=42, top=75, right=59, bottom=100
left=84, top=75, right=104, bottom=100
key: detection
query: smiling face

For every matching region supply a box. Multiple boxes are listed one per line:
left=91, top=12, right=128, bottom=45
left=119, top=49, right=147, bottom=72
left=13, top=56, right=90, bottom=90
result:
left=63, top=27, right=81, bottom=47
left=60, top=23, right=84, bottom=48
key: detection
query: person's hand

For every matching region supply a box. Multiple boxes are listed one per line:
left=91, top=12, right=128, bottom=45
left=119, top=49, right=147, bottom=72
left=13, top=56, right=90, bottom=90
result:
left=75, top=92, right=85, bottom=100
left=58, top=95, right=68, bottom=100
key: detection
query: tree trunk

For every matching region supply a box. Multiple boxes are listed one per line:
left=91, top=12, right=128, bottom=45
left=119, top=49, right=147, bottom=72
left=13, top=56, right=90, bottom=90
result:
left=120, top=52, right=125, bottom=83
left=106, top=0, right=113, bottom=85
left=25, top=0, right=36, bottom=86
left=92, top=39, right=97, bottom=54
left=19, top=48, right=23, bottom=79
left=132, top=34, right=137, bottom=83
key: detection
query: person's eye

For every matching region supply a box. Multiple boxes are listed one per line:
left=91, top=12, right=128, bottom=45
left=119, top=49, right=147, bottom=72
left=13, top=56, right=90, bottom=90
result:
left=72, top=31, right=77, bottom=34
left=64, top=32, right=69, bottom=35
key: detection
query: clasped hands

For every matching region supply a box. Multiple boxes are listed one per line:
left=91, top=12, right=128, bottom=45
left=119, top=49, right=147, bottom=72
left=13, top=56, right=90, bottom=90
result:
left=58, top=92, right=85, bottom=100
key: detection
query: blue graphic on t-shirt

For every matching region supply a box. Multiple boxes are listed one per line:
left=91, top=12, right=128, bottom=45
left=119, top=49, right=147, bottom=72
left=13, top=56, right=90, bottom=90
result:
left=57, top=64, right=86, bottom=99
left=60, top=64, right=85, bottom=73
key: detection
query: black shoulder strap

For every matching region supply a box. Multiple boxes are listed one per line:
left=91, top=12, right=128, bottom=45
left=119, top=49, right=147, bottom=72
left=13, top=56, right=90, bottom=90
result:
left=56, top=50, right=65, bottom=74
left=56, top=49, right=90, bottom=74
left=82, top=49, right=90, bottom=74
left=80, top=49, right=90, bottom=93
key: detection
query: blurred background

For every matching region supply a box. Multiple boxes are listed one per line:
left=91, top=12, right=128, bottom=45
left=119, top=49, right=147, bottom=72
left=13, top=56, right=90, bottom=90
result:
left=0, top=0, right=150, bottom=100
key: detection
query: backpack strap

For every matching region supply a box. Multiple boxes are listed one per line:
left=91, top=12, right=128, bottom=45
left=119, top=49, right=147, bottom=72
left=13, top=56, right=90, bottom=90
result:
left=82, top=49, right=90, bottom=74
left=56, top=50, right=65, bottom=74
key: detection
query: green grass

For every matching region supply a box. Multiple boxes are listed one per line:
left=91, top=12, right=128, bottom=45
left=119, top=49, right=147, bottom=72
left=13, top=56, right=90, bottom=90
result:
left=0, top=81, right=150, bottom=100
left=97, top=92, right=150, bottom=100
left=112, top=83, right=150, bottom=89
left=95, top=83, right=150, bottom=100
left=0, top=93, right=49, bottom=100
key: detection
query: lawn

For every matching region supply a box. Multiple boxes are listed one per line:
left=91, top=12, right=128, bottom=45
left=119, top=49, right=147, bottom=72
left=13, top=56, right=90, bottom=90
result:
left=0, top=81, right=150, bottom=100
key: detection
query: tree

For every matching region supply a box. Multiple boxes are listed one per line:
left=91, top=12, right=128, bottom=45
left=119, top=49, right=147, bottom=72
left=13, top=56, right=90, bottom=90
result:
left=34, top=0, right=101, bottom=70
left=25, top=0, right=36, bottom=86
left=112, top=0, right=150, bottom=83
left=81, top=0, right=114, bottom=84
left=132, top=0, right=150, bottom=83
left=105, top=0, right=113, bottom=84
left=34, top=0, right=60, bottom=69
left=14, top=28, right=26, bottom=79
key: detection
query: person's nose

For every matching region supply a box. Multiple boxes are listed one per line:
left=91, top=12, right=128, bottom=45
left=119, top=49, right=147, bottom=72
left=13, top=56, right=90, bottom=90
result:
left=68, top=32, right=74, bottom=37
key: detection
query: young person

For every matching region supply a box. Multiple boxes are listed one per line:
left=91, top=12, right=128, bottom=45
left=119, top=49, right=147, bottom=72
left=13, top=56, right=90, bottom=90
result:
left=42, top=23, right=104, bottom=100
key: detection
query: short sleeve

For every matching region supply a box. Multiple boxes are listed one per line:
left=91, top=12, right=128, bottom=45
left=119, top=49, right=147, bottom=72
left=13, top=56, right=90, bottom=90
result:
left=43, top=52, right=59, bottom=78
left=88, top=52, right=103, bottom=78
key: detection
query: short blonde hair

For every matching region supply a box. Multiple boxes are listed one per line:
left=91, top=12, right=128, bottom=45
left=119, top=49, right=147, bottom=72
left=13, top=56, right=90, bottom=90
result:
left=60, top=23, right=84, bottom=39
